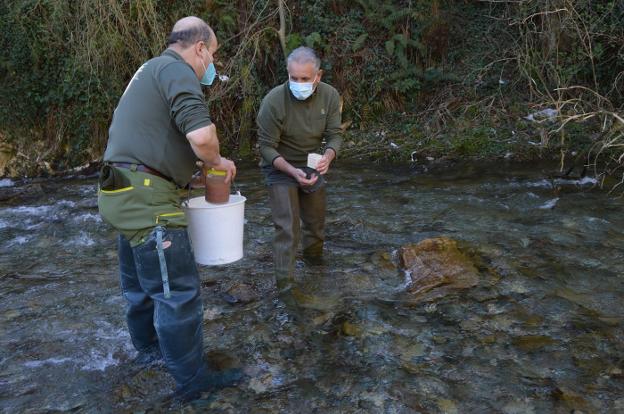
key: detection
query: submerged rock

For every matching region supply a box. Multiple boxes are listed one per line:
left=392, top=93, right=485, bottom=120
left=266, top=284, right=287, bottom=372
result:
left=512, top=335, right=556, bottom=352
left=437, top=398, right=459, bottom=414
left=552, top=386, right=598, bottom=413
left=399, top=237, right=480, bottom=302
left=223, top=282, right=258, bottom=304
left=341, top=321, right=362, bottom=337
left=0, top=183, right=44, bottom=204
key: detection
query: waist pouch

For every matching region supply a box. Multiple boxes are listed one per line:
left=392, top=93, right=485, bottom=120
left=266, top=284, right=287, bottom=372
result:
left=98, top=165, right=187, bottom=237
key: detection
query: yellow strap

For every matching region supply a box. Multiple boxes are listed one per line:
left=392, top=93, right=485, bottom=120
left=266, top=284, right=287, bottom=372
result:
left=100, top=186, right=134, bottom=194
left=206, top=168, right=227, bottom=176
left=144, top=178, right=151, bottom=187
left=155, top=212, right=184, bottom=224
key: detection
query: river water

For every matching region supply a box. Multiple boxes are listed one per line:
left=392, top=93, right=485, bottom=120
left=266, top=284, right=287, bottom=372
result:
left=0, top=161, right=622, bottom=413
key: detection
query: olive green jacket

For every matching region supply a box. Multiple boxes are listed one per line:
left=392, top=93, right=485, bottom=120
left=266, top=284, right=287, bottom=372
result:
left=257, top=81, right=342, bottom=168
left=103, top=49, right=211, bottom=188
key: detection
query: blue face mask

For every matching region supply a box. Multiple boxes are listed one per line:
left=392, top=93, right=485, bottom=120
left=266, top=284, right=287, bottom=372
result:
left=289, top=80, right=315, bottom=100
left=200, top=62, right=217, bottom=86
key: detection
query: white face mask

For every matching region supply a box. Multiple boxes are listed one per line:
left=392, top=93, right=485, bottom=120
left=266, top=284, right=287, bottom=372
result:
left=289, top=80, right=315, bottom=100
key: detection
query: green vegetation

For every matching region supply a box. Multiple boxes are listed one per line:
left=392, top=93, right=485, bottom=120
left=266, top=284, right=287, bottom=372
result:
left=0, top=1, right=622, bottom=180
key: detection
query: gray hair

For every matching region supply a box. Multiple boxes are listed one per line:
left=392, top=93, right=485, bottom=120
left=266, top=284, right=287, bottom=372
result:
left=287, top=46, right=321, bottom=71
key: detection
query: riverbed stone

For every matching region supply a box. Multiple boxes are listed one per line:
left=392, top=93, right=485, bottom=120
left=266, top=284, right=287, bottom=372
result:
left=224, top=282, right=258, bottom=304
left=512, top=335, right=556, bottom=352
left=552, top=386, right=597, bottom=412
left=341, top=321, right=362, bottom=337
left=0, top=182, right=45, bottom=204
left=370, top=250, right=397, bottom=271
left=311, top=312, right=333, bottom=327
left=437, top=398, right=458, bottom=414
left=502, top=400, right=536, bottom=414
left=399, top=237, right=479, bottom=301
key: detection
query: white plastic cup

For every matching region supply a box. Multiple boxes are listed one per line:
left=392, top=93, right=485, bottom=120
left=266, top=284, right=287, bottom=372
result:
left=307, top=153, right=323, bottom=169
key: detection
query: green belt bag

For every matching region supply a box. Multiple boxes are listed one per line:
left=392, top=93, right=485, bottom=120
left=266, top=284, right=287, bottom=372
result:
left=97, top=165, right=187, bottom=240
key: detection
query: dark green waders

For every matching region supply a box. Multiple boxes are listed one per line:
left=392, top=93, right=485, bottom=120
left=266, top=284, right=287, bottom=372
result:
left=268, top=184, right=326, bottom=290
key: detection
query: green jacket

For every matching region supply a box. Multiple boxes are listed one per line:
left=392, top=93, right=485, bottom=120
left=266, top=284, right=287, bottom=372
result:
left=99, top=49, right=209, bottom=245
left=257, top=81, right=342, bottom=168
left=103, top=49, right=211, bottom=188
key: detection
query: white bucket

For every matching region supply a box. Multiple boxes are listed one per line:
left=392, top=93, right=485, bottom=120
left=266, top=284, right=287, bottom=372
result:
left=183, top=194, right=246, bottom=265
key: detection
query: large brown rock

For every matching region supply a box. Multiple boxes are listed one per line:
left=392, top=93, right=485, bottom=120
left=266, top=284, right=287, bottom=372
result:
left=399, top=237, right=479, bottom=301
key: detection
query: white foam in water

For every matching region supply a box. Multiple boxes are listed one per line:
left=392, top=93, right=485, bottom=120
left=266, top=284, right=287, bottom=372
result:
left=9, top=200, right=78, bottom=219
left=11, top=205, right=54, bottom=216
left=56, top=200, right=77, bottom=208
left=24, top=220, right=43, bottom=230
left=95, top=325, right=130, bottom=342
left=587, top=216, right=609, bottom=225
left=526, top=180, right=553, bottom=189
left=0, top=219, right=8, bottom=229
left=77, top=185, right=97, bottom=195
left=94, top=321, right=135, bottom=351
left=81, top=323, right=132, bottom=371
left=538, top=198, right=559, bottom=209
left=81, top=350, right=119, bottom=371
left=556, top=176, right=597, bottom=186
left=73, top=212, right=102, bottom=223
left=69, top=231, right=95, bottom=247
left=524, top=176, right=598, bottom=189
left=396, top=270, right=413, bottom=292
left=23, top=353, right=120, bottom=372
left=0, top=178, right=14, bottom=187
left=7, top=206, right=52, bottom=217
left=23, top=321, right=132, bottom=372
left=82, top=324, right=133, bottom=371
left=9, top=236, right=29, bottom=245
left=24, top=357, right=74, bottom=368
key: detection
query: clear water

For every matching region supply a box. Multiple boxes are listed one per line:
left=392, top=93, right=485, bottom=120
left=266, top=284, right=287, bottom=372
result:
left=0, top=161, right=622, bottom=413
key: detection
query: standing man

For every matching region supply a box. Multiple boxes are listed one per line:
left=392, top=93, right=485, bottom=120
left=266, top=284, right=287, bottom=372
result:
left=98, top=16, right=239, bottom=401
left=257, top=46, right=342, bottom=294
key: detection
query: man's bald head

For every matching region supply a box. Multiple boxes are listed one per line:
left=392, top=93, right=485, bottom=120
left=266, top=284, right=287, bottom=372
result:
left=167, top=16, right=214, bottom=49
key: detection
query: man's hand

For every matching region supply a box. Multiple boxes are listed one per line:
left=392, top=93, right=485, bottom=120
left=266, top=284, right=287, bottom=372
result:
left=293, top=168, right=318, bottom=187
left=204, top=157, right=237, bottom=184
left=316, top=149, right=335, bottom=175
left=273, top=156, right=317, bottom=186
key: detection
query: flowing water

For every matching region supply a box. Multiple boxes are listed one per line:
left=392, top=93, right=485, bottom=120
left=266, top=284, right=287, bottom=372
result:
left=0, top=161, right=622, bottom=413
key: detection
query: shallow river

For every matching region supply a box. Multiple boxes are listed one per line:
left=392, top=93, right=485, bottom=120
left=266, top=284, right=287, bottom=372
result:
left=0, top=161, right=622, bottom=413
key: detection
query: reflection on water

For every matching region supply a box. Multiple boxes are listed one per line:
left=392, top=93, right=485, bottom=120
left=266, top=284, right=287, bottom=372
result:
left=0, top=161, right=622, bottom=412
